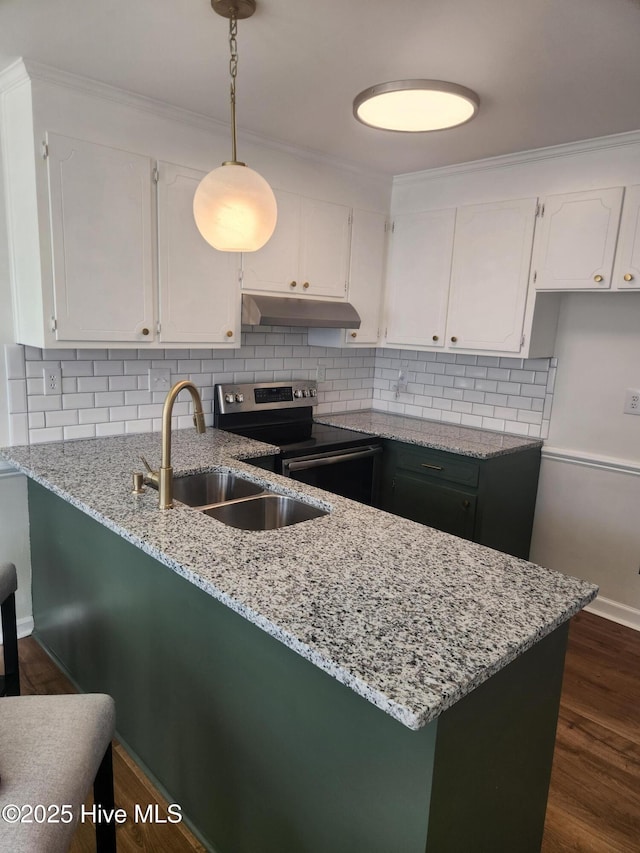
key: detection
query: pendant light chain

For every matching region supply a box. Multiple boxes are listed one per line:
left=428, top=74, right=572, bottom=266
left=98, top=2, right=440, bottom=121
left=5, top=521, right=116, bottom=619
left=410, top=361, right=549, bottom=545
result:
left=229, top=11, right=239, bottom=163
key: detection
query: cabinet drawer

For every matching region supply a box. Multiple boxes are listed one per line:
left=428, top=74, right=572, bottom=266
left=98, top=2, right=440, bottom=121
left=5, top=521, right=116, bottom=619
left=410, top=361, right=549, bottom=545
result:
left=394, top=446, right=480, bottom=488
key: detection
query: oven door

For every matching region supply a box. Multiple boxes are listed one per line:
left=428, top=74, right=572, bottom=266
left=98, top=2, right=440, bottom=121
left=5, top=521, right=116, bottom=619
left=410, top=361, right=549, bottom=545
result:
left=281, top=445, right=383, bottom=506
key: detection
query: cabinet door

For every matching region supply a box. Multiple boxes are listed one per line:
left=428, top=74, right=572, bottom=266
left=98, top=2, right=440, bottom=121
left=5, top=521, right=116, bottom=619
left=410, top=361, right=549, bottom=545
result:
left=157, top=162, right=240, bottom=345
left=299, top=197, right=351, bottom=298
left=446, top=198, right=537, bottom=353
left=387, top=472, right=477, bottom=539
left=241, top=189, right=301, bottom=293
left=612, top=185, right=640, bottom=290
left=46, top=133, right=155, bottom=342
left=384, top=209, right=455, bottom=348
left=533, top=187, right=623, bottom=290
left=343, top=209, right=386, bottom=345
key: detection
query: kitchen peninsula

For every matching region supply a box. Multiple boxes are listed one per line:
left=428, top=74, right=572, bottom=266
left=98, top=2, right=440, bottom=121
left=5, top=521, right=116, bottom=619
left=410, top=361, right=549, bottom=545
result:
left=1, top=427, right=597, bottom=853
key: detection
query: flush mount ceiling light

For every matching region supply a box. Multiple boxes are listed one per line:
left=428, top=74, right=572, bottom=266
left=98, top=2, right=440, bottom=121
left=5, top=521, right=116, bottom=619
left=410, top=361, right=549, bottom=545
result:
left=353, top=80, right=480, bottom=132
left=193, top=0, right=277, bottom=252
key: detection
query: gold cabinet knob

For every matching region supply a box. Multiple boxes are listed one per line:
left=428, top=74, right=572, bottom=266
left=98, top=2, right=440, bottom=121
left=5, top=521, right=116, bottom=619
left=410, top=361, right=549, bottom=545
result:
left=594, top=275, right=604, bottom=283
left=432, top=335, right=439, bottom=342
left=141, top=327, right=150, bottom=336
left=303, top=282, right=310, bottom=289
left=350, top=332, right=357, bottom=338
left=290, top=280, right=297, bottom=288
left=450, top=336, right=458, bottom=343
left=226, top=330, right=233, bottom=338
left=624, top=273, right=634, bottom=282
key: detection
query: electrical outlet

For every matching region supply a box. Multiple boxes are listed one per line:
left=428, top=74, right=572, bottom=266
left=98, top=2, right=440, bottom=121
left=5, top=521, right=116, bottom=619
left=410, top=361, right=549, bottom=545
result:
left=623, top=388, right=640, bottom=415
left=149, top=368, right=172, bottom=392
left=315, top=365, right=326, bottom=382
left=43, top=367, right=61, bottom=396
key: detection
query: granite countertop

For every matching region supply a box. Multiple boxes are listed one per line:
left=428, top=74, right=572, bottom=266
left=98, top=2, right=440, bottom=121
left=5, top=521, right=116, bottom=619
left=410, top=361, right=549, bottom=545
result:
left=1, top=428, right=596, bottom=731
left=315, top=410, right=543, bottom=458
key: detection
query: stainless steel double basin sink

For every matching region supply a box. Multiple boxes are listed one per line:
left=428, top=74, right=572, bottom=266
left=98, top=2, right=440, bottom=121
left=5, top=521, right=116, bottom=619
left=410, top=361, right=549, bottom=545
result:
left=163, top=471, right=328, bottom=531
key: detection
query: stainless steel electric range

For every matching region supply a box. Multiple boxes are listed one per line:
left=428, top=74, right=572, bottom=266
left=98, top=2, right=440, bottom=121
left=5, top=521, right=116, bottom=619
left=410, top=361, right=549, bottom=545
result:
left=214, top=380, right=382, bottom=505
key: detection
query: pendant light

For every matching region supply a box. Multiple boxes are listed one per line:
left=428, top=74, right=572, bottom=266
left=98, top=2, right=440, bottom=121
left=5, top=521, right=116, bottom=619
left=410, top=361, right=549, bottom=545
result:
left=353, top=80, right=479, bottom=132
left=194, top=0, right=277, bottom=252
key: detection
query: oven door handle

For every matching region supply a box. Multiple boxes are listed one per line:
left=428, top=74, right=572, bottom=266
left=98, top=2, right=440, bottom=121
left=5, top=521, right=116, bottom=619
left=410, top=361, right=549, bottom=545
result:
left=282, top=445, right=382, bottom=475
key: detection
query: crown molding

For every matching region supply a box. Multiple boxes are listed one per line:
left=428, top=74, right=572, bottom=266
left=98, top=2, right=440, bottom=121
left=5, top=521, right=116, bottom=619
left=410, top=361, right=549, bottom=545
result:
left=0, top=58, right=388, bottom=182
left=393, top=129, right=640, bottom=187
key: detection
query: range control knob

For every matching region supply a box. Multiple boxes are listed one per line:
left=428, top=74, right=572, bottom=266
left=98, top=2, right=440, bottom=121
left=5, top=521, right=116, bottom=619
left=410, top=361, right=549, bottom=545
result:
left=309, top=388, right=317, bottom=397
left=224, top=393, right=235, bottom=404
left=293, top=389, right=304, bottom=399
left=235, top=393, right=244, bottom=403
left=302, top=388, right=310, bottom=397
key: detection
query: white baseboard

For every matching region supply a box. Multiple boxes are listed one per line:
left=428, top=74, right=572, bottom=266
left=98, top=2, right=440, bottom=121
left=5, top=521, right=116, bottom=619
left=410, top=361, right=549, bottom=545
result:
left=585, top=596, right=640, bottom=632
left=0, top=615, right=34, bottom=644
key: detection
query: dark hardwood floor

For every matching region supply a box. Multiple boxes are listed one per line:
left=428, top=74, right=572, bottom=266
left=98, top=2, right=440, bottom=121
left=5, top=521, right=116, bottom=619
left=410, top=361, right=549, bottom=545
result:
left=7, top=610, right=640, bottom=852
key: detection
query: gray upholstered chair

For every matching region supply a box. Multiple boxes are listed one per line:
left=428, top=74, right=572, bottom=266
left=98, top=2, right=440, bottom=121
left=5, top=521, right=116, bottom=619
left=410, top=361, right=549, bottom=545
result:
left=0, top=693, right=117, bottom=852
left=0, top=561, right=19, bottom=696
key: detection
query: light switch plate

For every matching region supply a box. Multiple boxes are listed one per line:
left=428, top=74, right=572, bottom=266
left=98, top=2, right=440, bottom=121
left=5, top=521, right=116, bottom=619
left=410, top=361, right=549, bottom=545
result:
left=149, top=368, right=171, bottom=392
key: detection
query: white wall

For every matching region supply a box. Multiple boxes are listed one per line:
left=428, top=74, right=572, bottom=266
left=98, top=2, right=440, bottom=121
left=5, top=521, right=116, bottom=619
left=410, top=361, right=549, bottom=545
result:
left=530, top=293, right=640, bottom=626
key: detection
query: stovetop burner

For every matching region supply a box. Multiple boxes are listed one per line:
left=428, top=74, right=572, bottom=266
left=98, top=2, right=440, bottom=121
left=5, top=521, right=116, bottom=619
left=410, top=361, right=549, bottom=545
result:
left=213, top=380, right=375, bottom=455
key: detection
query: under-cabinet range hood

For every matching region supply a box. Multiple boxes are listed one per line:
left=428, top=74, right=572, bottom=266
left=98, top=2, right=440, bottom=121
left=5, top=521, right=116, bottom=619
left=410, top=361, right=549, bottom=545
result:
left=241, top=294, right=361, bottom=329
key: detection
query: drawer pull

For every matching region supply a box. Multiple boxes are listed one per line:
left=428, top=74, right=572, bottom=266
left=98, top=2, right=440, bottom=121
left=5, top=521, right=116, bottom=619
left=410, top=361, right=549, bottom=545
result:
left=421, top=463, right=444, bottom=471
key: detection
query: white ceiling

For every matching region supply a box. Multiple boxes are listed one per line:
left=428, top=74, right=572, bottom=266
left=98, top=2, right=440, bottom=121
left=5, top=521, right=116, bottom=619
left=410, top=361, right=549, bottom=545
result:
left=1, top=0, right=640, bottom=176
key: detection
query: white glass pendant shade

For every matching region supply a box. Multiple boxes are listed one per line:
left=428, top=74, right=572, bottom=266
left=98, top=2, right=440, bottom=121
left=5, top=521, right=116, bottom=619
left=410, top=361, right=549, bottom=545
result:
left=354, top=80, right=479, bottom=132
left=193, top=163, right=278, bottom=252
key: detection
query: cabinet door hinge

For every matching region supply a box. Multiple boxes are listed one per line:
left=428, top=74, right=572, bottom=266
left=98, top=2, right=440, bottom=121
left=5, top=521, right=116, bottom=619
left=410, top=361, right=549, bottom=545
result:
left=238, top=268, right=244, bottom=284
left=156, top=321, right=161, bottom=335
left=536, top=202, right=545, bottom=218
left=152, top=166, right=159, bottom=184
left=50, top=316, right=57, bottom=332
left=533, top=270, right=537, bottom=283
left=41, top=141, right=49, bottom=160
left=521, top=333, right=526, bottom=347
left=345, top=280, right=349, bottom=292
left=348, top=212, right=353, bottom=225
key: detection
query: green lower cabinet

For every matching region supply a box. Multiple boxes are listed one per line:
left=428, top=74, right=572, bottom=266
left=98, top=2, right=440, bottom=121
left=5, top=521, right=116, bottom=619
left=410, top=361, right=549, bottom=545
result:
left=29, top=481, right=565, bottom=853
left=379, top=440, right=541, bottom=559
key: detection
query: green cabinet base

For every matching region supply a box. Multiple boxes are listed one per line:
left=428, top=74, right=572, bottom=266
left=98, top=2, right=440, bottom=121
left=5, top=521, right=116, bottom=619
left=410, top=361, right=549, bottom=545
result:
left=380, top=440, right=542, bottom=558
left=29, top=481, right=566, bottom=853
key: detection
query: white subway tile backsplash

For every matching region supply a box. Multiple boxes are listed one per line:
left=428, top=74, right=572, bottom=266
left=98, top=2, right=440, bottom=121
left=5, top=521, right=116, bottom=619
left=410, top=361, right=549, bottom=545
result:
left=30, top=427, right=64, bottom=444
left=7, top=339, right=554, bottom=446
left=45, top=409, right=78, bottom=428
left=5, top=345, right=26, bottom=379
left=63, top=424, right=96, bottom=441
left=8, top=380, right=27, bottom=413
left=78, top=408, right=109, bottom=424
left=96, top=422, right=125, bottom=437
left=28, top=412, right=46, bottom=430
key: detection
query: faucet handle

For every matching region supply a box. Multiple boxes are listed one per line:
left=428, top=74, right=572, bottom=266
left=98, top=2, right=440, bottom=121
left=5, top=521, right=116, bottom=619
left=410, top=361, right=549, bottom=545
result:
left=139, top=455, right=159, bottom=484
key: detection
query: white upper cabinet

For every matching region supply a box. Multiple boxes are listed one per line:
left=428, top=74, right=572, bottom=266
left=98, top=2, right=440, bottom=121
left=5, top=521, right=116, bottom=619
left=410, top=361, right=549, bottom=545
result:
left=384, top=209, right=456, bottom=348
left=308, top=208, right=387, bottom=348
left=157, top=161, right=240, bottom=345
left=532, top=187, right=624, bottom=290
left=242, top=189, right=351, bottom=299
left=344, top=209, right=387, bottom=345
left=612, top=184, right=640, bottom=290
left=47, top=133, right=155, bottom=343
left=446, top=198, right=538, bottom=352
